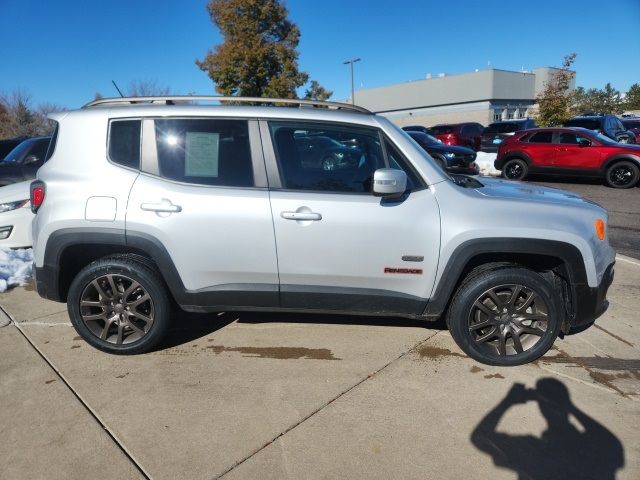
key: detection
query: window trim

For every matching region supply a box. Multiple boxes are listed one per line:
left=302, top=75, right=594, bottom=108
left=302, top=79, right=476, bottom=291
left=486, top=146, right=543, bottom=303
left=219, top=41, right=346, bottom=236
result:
left=137, top=116, right=266, bottom=189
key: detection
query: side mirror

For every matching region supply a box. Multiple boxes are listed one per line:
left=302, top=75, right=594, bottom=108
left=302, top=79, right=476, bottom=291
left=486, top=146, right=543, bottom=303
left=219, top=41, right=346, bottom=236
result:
left=23, top=155, right=40, bottom=165
left=577, top=139, right=591, bottom=147
left=373, top=168, right=407, bottom=198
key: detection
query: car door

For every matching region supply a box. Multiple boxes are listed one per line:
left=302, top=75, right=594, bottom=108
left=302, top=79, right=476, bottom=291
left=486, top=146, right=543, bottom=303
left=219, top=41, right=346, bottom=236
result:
left=126, top=117, right=279, bottom=307
left=525, top=131, right=556, bottom=167
left=554, top=132, right=603, bottom=170
left=262, top=120, right=441, bottom=315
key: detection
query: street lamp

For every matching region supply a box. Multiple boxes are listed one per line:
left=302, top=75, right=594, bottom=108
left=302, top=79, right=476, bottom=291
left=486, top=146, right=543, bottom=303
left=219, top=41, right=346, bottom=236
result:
left=343, top=58, right=361, bottom=104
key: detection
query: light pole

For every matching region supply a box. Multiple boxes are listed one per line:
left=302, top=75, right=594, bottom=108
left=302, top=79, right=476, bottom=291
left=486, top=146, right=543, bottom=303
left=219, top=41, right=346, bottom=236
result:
left=343, top=58, right=361, bottom=104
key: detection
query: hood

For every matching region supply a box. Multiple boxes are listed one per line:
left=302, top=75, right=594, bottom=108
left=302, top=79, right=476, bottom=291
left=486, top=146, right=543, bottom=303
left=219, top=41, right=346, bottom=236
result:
left=0, top=180, right=31, bottom=203
left=474, top=176, right=602, bottom=209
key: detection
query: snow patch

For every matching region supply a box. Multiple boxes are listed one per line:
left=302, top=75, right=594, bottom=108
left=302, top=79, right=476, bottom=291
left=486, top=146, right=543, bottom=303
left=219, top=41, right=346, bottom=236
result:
left=475, top=152, right=501, bottom=177
left=0, top=248, right=33, bottom=293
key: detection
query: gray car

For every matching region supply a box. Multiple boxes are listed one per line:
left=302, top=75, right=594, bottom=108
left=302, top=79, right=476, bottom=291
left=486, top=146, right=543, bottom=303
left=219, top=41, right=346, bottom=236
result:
left=30, top=96, right=615, bottom=366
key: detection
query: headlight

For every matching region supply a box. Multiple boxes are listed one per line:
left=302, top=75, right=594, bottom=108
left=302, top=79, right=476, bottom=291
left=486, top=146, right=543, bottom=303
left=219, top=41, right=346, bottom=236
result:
left=0, top=200, right=29, bottom=213
left=335, top=152, right=344, bottom=159
left=444, top=152, right=456, bottom=159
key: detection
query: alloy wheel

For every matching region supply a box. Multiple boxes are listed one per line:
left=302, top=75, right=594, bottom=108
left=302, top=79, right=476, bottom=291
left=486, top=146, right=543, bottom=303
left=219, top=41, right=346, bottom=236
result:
left=504, top=162, right=523, bottom=179
left=468, top=284, right=548, bottom=356
left=79, top=274, right=155, bottom=345
left=608, top=165, right=634, bottom=187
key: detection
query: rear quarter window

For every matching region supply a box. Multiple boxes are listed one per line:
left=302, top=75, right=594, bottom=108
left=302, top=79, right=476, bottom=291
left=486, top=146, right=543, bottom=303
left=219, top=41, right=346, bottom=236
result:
left=108, top=120, right=141, bottom=170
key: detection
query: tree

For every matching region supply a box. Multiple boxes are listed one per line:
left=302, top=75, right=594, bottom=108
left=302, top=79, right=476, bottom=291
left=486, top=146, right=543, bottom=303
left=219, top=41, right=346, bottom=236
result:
left=624, top=83, right=640, bottom=111
left=196, top=0, right=313, bottom=99
left=571, top=83, right=623, bottom=115
left=534, top=53, right=576, bottom=126
left=304, top=80, right=332, bottom=101
left=128, top=79, right=171, bottom=97
left=0, top=90, right=62, bottom=139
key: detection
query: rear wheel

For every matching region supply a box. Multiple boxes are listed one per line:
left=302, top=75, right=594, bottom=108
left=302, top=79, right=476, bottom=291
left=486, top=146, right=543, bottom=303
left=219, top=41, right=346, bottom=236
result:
left=67, top=255, right=171, bottom=354
left=447, top=266, right=562, bottom=366
left=605, top=160, right=639, bottom=188
left=502, top=158, right=528, bottom=181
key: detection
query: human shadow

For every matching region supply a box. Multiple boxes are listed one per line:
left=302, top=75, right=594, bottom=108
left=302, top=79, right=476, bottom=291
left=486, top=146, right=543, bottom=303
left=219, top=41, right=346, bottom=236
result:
left=471, top=378, right=624, bottom=480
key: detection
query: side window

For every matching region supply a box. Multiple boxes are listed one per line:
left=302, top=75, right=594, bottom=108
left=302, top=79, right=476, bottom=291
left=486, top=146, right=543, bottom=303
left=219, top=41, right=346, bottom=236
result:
left=559, top=133, right=578, bottom=144
left=154, top=119, right=253, bottom=187
left=109, top=120, right=141, bottom=170
left=528, top=131, right=553, bottom=143
left=384, top=140, right=425, bottom=190
left=269, top=121, right=384, bottom=193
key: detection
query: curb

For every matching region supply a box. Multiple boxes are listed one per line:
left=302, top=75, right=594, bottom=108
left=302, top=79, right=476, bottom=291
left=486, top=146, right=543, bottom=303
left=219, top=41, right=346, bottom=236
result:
left=616, top=254, right=640, bottom=268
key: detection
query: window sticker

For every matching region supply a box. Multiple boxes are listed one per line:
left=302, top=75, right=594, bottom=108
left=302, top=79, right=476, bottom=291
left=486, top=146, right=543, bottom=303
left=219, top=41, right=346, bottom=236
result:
left=185, top=132, right=219, bottom=177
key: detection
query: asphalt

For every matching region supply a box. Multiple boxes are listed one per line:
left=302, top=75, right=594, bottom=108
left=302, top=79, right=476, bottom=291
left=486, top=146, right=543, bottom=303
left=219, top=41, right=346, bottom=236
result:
left=1, top=256, right=639, bottom=479
left=531, top=176, right=640, bottom=259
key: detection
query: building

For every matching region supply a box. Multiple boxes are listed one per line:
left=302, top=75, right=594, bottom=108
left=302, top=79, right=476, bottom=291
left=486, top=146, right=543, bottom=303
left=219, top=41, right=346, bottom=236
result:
left=354, top=67, right=575, bottom=127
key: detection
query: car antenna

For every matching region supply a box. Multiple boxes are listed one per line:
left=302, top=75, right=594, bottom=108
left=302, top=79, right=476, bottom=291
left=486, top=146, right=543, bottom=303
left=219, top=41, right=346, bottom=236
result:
left=111, top=80, right=125, bottom=98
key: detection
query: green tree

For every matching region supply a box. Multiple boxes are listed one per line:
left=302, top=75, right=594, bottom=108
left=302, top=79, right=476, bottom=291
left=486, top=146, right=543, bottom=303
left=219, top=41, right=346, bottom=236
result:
left=571, top=83, right=623, bottom=115
left=304, top=80, right=332, bottom=101
left=535, top=53, right=576, bottom=126
left=624, top=83, right=640, bottom=110
left=197, top=0, right=320, bottom=99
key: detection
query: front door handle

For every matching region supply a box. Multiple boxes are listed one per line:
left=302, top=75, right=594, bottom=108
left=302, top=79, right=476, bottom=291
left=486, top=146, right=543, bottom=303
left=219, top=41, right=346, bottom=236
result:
left=281, top=211, right=322, bottom=221
left=141, top=199, right=182, bottom=213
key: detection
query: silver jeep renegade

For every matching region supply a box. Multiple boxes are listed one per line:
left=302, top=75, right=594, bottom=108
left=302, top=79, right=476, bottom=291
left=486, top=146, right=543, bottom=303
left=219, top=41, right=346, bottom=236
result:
left=30, top=96, right=615, bottom=366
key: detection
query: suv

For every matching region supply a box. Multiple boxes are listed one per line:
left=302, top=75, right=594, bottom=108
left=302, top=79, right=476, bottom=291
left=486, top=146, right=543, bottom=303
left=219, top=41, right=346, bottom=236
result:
left=621, top=118, right=640, bottom=143
left=481, top=119, right=537, bottom=152
left=495, top=127, right=640, bottom=188
left=405, top=130, right=479, bottom=175
left=428, top=123, right=484, bottom=151
left=564, top=115, right=635, bottom=144
left=0, top=136, right=51, bottom=186
left=31, top=96, right=615, bottom=366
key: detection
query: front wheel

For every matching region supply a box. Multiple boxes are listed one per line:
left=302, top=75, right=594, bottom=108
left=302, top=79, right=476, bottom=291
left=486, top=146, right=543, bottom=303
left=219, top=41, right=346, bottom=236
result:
left=446, top=266, right=562, bottom=366
left=605, top=161, right=639, bottom=189
left=67, top=255, right=171, bottom=354
left=502, top=158, right=528, bottom=181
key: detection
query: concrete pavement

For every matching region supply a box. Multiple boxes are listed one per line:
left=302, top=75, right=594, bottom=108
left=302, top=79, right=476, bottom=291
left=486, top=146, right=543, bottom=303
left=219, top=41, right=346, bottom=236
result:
left=1, top=256, right=639, bottom=479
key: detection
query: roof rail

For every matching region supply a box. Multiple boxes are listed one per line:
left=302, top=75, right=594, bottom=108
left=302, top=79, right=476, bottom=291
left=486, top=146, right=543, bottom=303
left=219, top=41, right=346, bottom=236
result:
left=82, top=95, right=372, bottom=114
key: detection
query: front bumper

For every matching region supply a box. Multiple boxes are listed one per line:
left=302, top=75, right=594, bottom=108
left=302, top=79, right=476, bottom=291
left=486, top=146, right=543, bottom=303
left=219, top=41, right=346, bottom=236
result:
left=570, top=262, right=615, bottom=327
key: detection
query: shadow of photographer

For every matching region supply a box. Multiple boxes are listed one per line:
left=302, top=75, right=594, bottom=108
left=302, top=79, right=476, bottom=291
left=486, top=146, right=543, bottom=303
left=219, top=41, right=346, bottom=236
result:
left=471, top=378, right=624, bottom=480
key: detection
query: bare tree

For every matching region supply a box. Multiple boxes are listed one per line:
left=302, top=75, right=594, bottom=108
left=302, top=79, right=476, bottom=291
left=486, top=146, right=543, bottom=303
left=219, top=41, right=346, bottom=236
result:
left=127, top=79, right=171, bottom=97
left=0, top=90, right=63, bottom=139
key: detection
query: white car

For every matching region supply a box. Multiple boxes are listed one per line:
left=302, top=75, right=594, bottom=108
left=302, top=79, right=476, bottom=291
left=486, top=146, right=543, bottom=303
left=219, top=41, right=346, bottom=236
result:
left=0, top=180, right=33, bottom=248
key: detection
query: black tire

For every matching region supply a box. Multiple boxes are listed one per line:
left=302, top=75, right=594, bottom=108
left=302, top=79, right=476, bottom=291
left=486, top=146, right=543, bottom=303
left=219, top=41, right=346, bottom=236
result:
left=502, top=158, right=528, bottom=180
left=67, top=255, right=171, bottom=354
left=446, top=266, right=562, bottom=366
left=605, top=160, right=639, bottom=189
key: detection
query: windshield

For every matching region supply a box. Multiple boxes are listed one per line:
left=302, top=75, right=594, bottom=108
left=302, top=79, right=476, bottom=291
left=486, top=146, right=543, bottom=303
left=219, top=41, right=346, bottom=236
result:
left=484, top=123, right=522, bottom=134
left=1, top=139, right=33, bottom=164
left=430, top=125, right=454, bottom=135
left=565, top=119, right=601, bottom=130
left=591, top=132, right=618, bottom=145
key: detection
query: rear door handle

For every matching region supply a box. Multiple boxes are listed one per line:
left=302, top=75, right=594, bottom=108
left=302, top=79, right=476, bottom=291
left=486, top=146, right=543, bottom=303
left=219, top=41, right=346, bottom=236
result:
left=140, top=199, right=182, bottom=213
left=281, top=211, right=322, bottom=221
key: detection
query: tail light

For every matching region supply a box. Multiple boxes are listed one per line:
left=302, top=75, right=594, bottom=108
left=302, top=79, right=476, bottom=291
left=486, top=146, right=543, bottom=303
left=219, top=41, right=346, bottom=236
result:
left=445, top=133, right=456, bottom=145
left=30, top=181, right=45, bottom=213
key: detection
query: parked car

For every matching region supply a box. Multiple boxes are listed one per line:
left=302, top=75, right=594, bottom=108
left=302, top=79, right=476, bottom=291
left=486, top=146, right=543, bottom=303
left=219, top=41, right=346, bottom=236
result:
left=405, top=130, right=479, bottom=175
left=401, top=125, right=433, bottom=135
left=494, top=127, right=640, bottom=188
left=0, top=136, right=28, bottom=161
left=31, top=96, right=614, bottom=366
left=481, top=119, right=537, bottom=152
left=564, top=115, right=635, bottom=144
left=0, top=136, right=52, bottom=186
left=620, top=118, right=640, bottom=143
left=428, top=123, right=484, bottom=151
left=0, top=180, right=33, bottom=248
left=294, top=135, right=362, bottom=171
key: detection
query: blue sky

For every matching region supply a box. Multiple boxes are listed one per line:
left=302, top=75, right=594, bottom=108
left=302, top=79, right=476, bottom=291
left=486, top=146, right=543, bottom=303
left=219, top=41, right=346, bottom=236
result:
left=2, top=0, right=639, bottom=109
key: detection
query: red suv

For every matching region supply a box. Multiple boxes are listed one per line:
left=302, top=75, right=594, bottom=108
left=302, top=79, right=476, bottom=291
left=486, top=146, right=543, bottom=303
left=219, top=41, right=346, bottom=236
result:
left=495, top=127, right=640, bottom=188
left=429, top=123, right=484, bottom=151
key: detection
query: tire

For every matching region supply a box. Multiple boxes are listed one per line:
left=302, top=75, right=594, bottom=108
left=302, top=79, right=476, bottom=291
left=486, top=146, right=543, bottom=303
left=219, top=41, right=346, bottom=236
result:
left=605, top=160, right=639, bottom=189
left=446, top=266, right=562, bottom=366
left=67, top=255, right=171, bottom=354
left=322, top=156, right=337, bottom=171
left=502, top=158, right=528, bottom=181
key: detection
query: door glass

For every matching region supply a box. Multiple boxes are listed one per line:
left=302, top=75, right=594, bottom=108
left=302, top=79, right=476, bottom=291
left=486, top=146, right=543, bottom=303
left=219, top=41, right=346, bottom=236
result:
left=528, top=131, right=553, bottom=143
left=269, top=121, right=384, bottom=193
left=154, top=119, right=254, bottom=187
